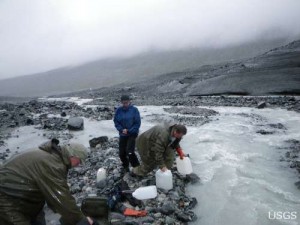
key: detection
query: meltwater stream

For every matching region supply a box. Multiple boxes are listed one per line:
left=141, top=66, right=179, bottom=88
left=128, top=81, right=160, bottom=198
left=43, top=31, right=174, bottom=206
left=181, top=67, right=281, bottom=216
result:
left=182, top=107, right=300, bottom=225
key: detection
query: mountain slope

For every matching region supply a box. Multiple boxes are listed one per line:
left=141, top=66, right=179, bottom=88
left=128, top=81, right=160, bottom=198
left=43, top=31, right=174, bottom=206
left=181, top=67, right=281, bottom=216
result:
left=101, top=40, right=300, bottom=97
left=0, top=39, right=287, bottom=97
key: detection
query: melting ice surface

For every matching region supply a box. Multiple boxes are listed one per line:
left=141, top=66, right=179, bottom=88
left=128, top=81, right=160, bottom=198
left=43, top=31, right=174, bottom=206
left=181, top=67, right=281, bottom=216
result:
left=1, top=99, right=300, bottom=224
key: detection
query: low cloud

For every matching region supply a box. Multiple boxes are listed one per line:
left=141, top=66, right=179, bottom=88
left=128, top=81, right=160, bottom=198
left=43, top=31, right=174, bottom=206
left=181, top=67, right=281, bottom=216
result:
left=1, top=0, right=300, bottom=79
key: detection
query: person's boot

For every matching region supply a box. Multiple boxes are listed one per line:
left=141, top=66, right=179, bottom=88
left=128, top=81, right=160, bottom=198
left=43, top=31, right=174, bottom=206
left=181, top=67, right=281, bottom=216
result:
left=130, top=166, right=144, bottom=178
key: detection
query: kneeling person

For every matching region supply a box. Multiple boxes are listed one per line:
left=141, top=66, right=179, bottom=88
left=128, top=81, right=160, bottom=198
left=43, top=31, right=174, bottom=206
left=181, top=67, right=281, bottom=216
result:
left=132, top=123, right=187, bottom=177
left=0, top=139, right=95, bottom=225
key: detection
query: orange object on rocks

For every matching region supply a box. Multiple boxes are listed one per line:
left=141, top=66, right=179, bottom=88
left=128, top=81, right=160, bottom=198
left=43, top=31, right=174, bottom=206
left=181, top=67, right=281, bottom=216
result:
left=123, top=208, right=147, bottom=217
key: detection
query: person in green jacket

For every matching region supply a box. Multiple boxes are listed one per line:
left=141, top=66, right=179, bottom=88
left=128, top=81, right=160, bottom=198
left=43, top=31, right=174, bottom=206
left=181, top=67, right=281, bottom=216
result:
left=132, top=123, right=187, bottom=177
left=0, top=139, right=96, bottom=225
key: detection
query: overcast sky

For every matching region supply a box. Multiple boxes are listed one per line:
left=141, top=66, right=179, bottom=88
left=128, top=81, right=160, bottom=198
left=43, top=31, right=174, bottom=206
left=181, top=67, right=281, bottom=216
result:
left=1, top=0, right=300, bottom=79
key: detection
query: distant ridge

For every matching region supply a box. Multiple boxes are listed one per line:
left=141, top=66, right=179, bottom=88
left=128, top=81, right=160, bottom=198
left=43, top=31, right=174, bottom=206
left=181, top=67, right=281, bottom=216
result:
left=0, top=39, right=288, bottom=97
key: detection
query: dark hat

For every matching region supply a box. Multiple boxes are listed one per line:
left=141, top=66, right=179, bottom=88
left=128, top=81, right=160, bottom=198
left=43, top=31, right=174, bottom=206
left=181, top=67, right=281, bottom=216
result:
left=121, top=95, right=130, bottom=101
left=173, top=124, right=187, bottom=135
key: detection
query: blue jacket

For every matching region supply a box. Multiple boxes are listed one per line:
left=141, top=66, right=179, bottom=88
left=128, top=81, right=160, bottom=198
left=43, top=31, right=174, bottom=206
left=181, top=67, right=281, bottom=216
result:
left=113, top=105, right=141, bottom=136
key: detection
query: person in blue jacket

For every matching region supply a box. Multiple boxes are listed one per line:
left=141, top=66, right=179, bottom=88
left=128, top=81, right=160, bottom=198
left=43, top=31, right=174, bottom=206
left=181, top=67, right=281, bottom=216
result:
left=114, top=95, right=141, bottom=172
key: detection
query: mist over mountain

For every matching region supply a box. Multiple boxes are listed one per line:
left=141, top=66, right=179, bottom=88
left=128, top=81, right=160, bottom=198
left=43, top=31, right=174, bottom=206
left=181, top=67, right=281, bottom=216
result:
left=0, top=39, right=291, bottom=97
left=83, top=39, right=300, bottom=97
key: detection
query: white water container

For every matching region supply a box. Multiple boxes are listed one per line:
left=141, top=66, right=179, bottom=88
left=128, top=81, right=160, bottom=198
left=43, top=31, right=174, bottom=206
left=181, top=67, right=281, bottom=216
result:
left=132, top=185, right=157, bottom=200
left=155, top=169, right=173, bottom=191
left=96, top=168, right=106, bottom=183
left=176, top=157, right=193, bottom=175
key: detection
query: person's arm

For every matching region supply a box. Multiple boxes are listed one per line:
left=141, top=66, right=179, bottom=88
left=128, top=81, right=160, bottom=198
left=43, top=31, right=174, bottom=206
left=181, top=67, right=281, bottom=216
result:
left=128, top=108, right=141, bottom=135
left=165, top=147, right=175, bottom=170
left=113, top=109, right=124, bottom=132
left=35, top=163, right=86, bottom=225
left=171, top=138, right=185, bottom=159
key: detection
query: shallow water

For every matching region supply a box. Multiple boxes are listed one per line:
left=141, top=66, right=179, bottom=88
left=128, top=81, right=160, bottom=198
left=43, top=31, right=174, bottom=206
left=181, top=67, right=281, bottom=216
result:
left=182, top=107, right=300, bottom=225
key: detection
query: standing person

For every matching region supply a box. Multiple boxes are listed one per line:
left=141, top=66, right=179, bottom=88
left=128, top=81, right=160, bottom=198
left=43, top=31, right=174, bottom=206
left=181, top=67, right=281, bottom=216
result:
left=0, top=139, right=97, bottom=225
left=114, top=95, right=141, bottom=173
left=132, top=123, right=187, bottom=177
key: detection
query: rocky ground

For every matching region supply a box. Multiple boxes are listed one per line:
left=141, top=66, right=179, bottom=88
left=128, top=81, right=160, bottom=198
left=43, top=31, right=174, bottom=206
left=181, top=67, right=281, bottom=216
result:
left=0, top=98, right=202, bottom=225
left=58, top=137, right=200, bottom=225
left=1, top=94, right=300, bottom=224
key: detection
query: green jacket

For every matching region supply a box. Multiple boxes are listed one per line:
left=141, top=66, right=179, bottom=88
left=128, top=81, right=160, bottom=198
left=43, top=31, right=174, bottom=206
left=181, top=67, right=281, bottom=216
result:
left=0, top=141, right=85, bottom=224
left=136, top=123, right=181, bottom=169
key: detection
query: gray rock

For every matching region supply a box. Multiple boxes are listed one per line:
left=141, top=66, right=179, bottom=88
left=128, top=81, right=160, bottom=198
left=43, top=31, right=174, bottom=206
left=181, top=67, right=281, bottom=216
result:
left=185, top=173, right=201, bottom=184
left=160, top=202, right=176, bottom=215
left=89, top=136, right=109, bottom=148
left=110, top=212, right=126, bottom=224
left=187, top=197, right=198, bottom=210
left=153, top=212, right=162, bottom=218
left=257, top=101, right=267, bottom=109
left=165, top=216, right=176, bottom=224
left=138, top=216, right=155, bottom=224
left=68, top=117, right=84, bottom=130
left=96, top=180, right=107, bottom=189
left=256, top=130, right=274, bottom=135
left=176, top=211, right=191, bottom=222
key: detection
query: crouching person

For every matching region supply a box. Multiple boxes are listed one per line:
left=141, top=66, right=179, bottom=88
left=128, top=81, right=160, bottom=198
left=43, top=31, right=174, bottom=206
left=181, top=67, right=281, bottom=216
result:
left=132, top=123, right=187, bottom=177
left=0, top=139, right=97, bottom=225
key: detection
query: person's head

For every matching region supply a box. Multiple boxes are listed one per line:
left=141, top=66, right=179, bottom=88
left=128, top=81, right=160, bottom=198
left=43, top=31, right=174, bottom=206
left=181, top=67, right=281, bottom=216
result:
left=121, top=95, right=131, bottom=108
left=64, top=143, right=88, bottom=167
left=171, top=124, right=187, bottom=139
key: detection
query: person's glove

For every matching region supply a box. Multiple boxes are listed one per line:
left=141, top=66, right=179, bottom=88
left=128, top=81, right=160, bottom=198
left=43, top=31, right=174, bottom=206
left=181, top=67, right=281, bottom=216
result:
left=176, top=147, right=185, bottom=159
left=123, top=208, right=147, bottom=217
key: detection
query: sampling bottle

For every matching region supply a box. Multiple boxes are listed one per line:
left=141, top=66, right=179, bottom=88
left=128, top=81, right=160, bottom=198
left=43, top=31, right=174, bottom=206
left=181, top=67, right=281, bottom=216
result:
left=132, top=185, right=158, bottom=200
left=96, top=168, right=106, bottom=183
left=155, top=169, right=173, bottom=191
left=176, top=156, right=193, bottom=175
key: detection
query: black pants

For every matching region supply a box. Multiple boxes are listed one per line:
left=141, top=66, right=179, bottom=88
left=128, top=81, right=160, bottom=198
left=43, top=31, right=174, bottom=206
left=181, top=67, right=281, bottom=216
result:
left=119, top=135, right=140, bottom=168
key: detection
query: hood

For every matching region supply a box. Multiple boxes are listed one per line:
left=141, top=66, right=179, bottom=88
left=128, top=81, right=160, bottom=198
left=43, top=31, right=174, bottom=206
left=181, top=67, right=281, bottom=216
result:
left=39, top=139, right=71, bottom=168
left=39, top=140, right=55, bottom=153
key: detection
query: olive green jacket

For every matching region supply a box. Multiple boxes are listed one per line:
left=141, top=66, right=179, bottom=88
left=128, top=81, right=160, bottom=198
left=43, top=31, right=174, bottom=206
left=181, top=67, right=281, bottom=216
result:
left=0, top=141, right=85, bottom=224
left=136, top=123, right=180, bottom=169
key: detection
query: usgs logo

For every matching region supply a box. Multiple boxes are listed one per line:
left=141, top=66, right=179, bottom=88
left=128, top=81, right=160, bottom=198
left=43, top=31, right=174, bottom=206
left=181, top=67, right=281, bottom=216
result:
left=268, top=211, right=297, bottom=220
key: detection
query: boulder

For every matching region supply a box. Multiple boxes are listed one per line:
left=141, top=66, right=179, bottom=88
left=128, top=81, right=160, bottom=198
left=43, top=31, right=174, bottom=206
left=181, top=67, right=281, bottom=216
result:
left=257, top=101, right=267, bottom=109
left=61, top=112, right=67, bottom=117
left=89, top=136, right=109, bottom=148
left=68, top=117, right=84, bottom=130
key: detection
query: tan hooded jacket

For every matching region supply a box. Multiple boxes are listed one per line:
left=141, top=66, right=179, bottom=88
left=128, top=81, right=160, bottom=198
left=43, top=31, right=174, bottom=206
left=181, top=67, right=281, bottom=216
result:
left=0, top=141, right=85, bottom=224
left=136, top=123, right=181, bottom=169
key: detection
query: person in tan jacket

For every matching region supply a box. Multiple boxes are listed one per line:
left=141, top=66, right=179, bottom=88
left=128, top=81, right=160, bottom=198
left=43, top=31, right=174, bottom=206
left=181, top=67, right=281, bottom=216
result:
left=132, top=123, right=187, bottom=177
left=0, top=139, right=96, bottom=225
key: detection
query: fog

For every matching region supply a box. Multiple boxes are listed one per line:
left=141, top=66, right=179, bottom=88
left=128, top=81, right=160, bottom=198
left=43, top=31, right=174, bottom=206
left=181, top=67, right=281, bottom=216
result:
left=1, top=0, right=300, bottom=79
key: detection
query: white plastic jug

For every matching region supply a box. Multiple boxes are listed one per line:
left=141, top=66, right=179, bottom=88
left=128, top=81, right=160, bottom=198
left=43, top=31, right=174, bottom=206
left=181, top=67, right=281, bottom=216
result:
left=176, top=156, right=193, bottom=175
left=132, top=185, right=157, bottom=200
left=155, top=169, right=173, bottom=191
left=96, top=168, right=106, bottom=183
